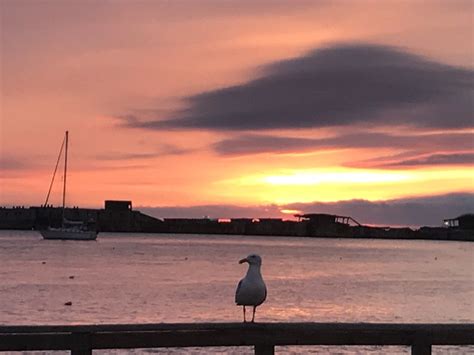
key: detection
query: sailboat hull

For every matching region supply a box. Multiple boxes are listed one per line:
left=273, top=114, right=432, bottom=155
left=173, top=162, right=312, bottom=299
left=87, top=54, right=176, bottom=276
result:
left=41, top=131, right=98, bottom=241
left=40, top=229, right=97, bottom=241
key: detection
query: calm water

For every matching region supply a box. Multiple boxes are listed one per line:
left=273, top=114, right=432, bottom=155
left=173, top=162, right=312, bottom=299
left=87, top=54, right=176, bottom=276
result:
left=1, top=231, right=473, bottom=354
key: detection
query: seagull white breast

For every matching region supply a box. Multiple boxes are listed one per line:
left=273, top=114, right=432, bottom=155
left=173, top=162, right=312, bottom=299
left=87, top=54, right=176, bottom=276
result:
left=235, top=263, right=267, bottom=306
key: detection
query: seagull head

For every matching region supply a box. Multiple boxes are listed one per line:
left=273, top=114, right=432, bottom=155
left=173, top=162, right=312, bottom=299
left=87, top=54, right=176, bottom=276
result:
left=239, top=254, right=262, bottom=266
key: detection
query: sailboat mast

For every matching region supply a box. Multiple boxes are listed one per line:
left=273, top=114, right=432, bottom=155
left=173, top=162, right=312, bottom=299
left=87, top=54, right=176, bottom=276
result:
left=43, top=136, right=65, bottom=207
left=62, top=131, right=69, bottom=212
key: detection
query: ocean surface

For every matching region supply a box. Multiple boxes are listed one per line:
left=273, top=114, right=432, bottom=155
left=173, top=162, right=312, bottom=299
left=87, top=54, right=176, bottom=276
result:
left=1, top=230, right=473, bottom=354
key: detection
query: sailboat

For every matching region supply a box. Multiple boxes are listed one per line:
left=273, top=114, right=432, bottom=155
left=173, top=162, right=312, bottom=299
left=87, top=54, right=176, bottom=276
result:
left=40, top=131, right=98, bottom=240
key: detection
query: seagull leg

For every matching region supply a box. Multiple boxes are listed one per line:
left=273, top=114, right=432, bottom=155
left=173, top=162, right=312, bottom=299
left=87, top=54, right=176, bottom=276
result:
left=243, top=306, right=246, bottom=323
left=251, top=306, right=256, bottom=323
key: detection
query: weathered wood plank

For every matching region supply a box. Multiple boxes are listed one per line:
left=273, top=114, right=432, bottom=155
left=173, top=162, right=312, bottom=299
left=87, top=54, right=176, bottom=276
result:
left=2, top=322, right=473, bottom=334
left=0, top=323, right=472, bottom=352
left=0, top=333, right=72, bottom=350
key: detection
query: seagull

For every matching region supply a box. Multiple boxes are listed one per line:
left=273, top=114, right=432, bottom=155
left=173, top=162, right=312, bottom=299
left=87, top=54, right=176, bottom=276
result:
left=235, top=254, right=267, bottom=323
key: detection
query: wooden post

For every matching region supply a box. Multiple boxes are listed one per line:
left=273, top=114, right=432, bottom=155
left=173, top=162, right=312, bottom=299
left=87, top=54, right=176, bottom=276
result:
left=70, top=332, right=92, bottom=355
left=71, top=349, right=92, bottom=355
left=412, top=342, right=431, bottom=355
left=255, top=344, right=275, bottom=355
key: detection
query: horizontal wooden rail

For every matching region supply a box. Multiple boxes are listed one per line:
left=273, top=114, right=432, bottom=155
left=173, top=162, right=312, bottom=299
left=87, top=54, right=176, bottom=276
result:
left=1, top=322, right=473, bottom=355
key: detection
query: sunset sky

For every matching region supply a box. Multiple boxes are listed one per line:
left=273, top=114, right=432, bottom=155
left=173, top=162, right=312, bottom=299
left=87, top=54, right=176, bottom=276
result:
left=1, top=0, right=473, bottom=226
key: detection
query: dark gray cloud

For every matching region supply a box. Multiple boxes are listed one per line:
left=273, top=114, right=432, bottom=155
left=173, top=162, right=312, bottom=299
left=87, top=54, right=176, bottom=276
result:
left=0, top=155, right=48, bottom=171
left=138, top=193, right=474, bottom=227
left=126, top=43, right=473, bottom=131
left=286, top=193, right=474, bottom=227
left=346, top=150, right=474, bottom=168
left=94, top=152, right=159, bottom=161
left=0, top=156, right=27, bottom=170
left=380, top=152, right=474, bottom=168
left=158, top=144, right=195, bottom=156
left=93, top=144, right=193, bottom=161
left=213, top=132, right=474, bottom=156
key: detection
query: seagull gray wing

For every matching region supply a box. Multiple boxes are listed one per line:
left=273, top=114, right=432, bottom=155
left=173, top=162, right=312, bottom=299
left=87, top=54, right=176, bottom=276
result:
left=235, top=279, right=243, bottom=304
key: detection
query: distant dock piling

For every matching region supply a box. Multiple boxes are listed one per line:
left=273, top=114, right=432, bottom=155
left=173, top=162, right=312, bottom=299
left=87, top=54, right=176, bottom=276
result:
left=1, top=322, right=473, bottom=355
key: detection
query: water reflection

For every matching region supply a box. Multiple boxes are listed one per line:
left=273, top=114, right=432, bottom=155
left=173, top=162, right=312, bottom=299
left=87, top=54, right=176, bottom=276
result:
left=1, top=231, right=473, bottom=326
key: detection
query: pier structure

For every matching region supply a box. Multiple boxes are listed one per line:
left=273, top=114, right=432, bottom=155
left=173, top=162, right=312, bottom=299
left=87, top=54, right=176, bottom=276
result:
left=1, top=322, right=473, bottom=355
left=0, top=201, right=472, bottom=241
left=295, top=213, right=361, bottom=226
left=444, top=213, right=474, bottom=229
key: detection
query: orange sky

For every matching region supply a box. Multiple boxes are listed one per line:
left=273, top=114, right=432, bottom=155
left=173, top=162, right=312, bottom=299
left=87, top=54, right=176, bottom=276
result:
left=1, top=1, right=473, bottom=222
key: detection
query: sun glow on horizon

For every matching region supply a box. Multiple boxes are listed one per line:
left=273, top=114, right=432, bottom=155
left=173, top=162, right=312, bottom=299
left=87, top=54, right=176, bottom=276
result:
left=280, top=209, right=302, bottom=215
left=213, top=167, right=474, bottom=205
left=262, top=170, right=412, bottom=185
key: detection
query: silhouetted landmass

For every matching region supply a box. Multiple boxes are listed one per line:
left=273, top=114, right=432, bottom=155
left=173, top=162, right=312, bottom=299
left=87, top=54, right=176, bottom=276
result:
left=0, top=200, right=472, bottom=241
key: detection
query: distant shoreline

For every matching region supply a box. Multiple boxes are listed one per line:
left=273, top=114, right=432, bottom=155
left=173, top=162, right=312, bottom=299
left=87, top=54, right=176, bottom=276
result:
left=1, top=205, right=472, bottom=242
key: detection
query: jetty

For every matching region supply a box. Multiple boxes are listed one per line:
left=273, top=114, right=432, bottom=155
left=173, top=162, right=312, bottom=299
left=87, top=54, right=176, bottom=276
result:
left=1, top=200, right=473, bottom=241
left=1, top=322, right=473, bottom=354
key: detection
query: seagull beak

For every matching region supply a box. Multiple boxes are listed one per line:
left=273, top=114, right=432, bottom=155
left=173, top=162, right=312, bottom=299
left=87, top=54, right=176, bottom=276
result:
left=239, top=258, right=248, bottom=264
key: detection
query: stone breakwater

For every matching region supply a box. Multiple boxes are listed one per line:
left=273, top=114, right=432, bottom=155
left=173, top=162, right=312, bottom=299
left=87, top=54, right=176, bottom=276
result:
left=1, top=206, right=472, bottom=241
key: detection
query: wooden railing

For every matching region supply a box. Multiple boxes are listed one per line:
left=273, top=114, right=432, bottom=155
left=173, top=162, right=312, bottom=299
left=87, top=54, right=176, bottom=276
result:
left=1, top=322, right=473, bottom=355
